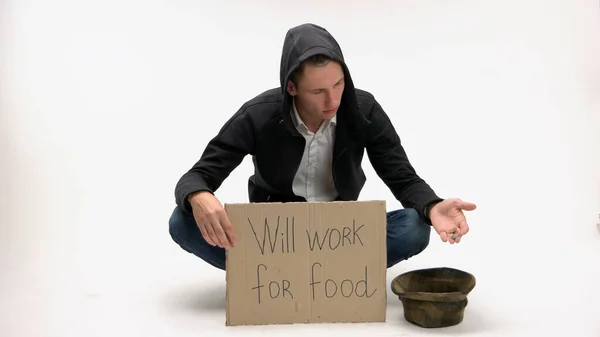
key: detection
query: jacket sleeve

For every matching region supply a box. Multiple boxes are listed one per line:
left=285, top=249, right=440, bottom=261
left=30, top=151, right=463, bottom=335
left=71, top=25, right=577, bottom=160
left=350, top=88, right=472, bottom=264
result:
left=175, top=107, right=255, bottom=214
left=365, top=101, right=443, bottom=223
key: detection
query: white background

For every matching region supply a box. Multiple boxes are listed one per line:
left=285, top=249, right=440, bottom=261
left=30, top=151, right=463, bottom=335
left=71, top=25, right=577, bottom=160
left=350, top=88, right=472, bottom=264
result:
left=1, top=0, right=600, bottom=336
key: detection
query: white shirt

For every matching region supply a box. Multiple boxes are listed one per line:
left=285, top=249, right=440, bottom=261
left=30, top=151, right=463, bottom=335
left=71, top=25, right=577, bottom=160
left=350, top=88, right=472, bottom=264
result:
left=291, top=100, right=339, bottom=202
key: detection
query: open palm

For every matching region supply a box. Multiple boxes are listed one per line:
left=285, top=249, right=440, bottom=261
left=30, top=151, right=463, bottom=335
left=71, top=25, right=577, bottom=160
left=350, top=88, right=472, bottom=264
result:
left=429, top=198, right=477, bottom=244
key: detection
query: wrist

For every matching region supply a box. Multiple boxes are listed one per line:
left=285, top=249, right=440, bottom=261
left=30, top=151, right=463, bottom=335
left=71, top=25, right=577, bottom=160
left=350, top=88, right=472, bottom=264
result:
left=425, top=199, right=443, bottom=219
left=187, top=190, right=210, bottom=203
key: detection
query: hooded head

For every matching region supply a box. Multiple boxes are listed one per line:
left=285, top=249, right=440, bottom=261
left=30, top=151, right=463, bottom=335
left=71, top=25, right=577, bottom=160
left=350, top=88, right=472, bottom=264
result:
left=279, top=23, right=363, bottom=133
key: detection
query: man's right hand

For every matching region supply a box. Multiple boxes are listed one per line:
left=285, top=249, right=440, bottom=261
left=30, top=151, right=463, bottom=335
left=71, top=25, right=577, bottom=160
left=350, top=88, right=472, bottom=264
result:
left=187, top=191, right=237, bottom=250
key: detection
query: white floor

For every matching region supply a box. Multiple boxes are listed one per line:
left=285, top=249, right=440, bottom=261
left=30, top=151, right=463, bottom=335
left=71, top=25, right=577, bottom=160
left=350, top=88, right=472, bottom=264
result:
left=2, top=0, right=600, bottom=336
left=2, top=194, right=600, bottom=337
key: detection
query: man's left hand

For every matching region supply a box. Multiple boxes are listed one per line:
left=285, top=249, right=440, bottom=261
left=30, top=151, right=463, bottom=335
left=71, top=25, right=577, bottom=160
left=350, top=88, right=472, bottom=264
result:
left=429, top=198, right=477, bottom=244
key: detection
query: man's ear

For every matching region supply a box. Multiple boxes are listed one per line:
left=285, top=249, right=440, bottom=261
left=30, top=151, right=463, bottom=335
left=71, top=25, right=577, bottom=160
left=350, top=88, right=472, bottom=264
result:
left=287, top=80, right=297, bottom=96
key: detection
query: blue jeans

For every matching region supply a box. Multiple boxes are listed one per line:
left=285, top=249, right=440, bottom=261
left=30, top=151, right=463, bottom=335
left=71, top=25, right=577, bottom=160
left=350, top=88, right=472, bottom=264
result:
left=168, top=205, right=431, bottom=270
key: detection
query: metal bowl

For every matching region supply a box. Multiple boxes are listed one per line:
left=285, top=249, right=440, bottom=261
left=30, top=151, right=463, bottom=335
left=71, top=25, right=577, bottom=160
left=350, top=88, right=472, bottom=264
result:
left=391, top=267, right=476, bottom=328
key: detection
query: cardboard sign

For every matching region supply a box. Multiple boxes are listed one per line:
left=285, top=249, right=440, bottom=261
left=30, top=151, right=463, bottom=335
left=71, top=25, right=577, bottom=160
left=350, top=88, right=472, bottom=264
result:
left=224, top=200, right=387, bottom=326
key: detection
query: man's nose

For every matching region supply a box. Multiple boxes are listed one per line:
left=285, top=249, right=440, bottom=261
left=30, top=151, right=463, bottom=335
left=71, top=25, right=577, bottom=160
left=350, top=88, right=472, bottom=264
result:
left=326, top=90, right=335, bottom=106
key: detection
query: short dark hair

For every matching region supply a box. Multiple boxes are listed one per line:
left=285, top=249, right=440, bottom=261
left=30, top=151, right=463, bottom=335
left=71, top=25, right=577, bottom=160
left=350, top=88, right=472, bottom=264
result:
left=290, top=54, right=334, bottom=85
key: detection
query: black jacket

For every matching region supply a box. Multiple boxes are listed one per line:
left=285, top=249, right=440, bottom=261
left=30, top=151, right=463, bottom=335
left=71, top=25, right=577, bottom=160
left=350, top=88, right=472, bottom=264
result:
left=174, top=23, right=443, bottom=223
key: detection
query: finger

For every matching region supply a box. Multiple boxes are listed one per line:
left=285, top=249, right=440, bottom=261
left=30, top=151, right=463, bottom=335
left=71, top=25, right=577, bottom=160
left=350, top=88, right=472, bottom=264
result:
left=202, top=214, right=223, bottom=247
left=205, top=212, right=227, bottom=248
left=213, top=222, right=230, bottom=249
left=448, top=233, right=456, bottom=244
left=193, top=213, right=216, bottom=246
left=209, top=213, right=230, bottom=249
left=220, top=212, right=237, bottom=247
left=447, top=228, right=460, bottom=244
left=205, top=220, right=223, bottom=248
left=198, top=222, right=215, bottom=246
left=439, top=231, right=449, bottom=243
left=459, top=219, right=470, bottom=236
left=454, top=235, right=462, bottom=243
left=458, top=200, right=477, bottom=211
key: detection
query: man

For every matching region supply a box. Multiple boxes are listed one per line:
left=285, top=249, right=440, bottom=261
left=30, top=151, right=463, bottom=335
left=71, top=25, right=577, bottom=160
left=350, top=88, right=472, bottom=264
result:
left=169, top=23, right=476, bottom=270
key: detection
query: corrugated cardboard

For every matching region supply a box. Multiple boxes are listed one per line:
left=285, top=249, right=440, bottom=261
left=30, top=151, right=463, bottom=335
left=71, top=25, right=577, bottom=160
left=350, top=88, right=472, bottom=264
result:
left=224, top=200, right=387, bottom=326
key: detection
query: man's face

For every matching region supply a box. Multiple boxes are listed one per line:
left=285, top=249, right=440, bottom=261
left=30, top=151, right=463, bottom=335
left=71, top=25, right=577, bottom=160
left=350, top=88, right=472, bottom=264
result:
left=287, top=60, right=345, bottom=123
